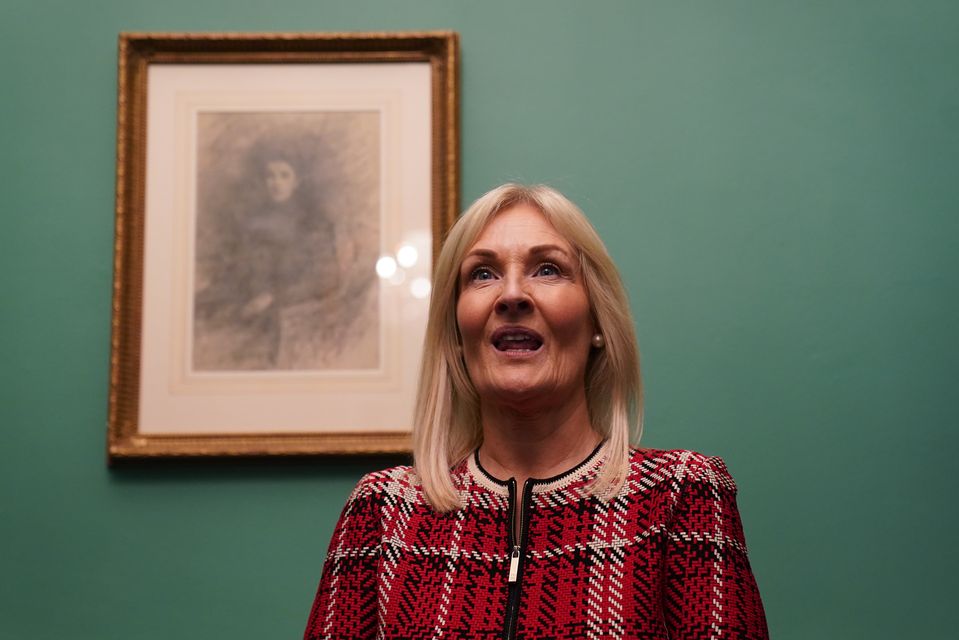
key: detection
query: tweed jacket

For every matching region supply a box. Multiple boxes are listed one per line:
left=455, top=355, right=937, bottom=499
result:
left=304, top=444, right=768, bottom=639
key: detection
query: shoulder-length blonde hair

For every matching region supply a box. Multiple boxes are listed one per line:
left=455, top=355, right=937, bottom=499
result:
left=413, top=184, right=642, bottom=511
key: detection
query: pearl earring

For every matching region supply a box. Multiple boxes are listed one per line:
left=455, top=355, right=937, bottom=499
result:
left=591, top=333, right=605, bottom=349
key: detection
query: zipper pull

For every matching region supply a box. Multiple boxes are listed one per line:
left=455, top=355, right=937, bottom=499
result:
left=508, top=546, right=521, bottom=583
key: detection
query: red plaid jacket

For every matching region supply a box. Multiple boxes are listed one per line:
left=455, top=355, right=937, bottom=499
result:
left=304, top=445, right=768, bottom=639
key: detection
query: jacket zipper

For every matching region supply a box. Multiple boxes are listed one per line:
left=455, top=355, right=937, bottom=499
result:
left=503, top=478, right=534, bottom=640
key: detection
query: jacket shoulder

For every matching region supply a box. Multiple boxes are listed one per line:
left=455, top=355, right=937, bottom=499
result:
left=347, top=464, right=427, bottom=507
left=628, top=447, right=738, bottom=493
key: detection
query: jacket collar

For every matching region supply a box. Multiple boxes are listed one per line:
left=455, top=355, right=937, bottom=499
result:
left=465, top=439, right=608, bottom=496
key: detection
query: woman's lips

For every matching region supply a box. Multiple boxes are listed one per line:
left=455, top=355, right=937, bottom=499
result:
left=490, top=326, right=544, bottom=352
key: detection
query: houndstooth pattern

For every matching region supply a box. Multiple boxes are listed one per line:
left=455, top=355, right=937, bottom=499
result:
left=304, top=446, right=768, bottom=639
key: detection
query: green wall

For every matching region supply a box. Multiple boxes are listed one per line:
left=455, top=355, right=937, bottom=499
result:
left=3, top=1, right=957, bottom=638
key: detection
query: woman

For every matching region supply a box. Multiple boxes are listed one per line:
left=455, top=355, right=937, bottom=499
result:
left=304, top=184, right=768, bottom=639
left=237, top=156, right=343, bottom=368
left=196, top=149, right=345, bottom=370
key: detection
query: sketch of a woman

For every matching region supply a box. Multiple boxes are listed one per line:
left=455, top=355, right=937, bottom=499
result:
left=194, top=146, right=353, bottom=370
left=238, top=156, right=344, bottom=367
left=193, top=113, right=381, bottom=373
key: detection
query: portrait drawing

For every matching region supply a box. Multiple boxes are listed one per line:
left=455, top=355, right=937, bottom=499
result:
left=191, top=111, right=381, bottom=372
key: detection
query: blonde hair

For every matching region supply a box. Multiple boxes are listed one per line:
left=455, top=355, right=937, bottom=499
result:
left=413, top=184, right=643, bottom=511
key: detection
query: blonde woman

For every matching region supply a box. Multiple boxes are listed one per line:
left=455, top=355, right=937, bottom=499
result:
left=305, top=184, right=768, bottom=639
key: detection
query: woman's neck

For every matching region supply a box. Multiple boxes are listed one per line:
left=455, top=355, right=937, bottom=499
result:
left=477, top=393, right=601, bottom=488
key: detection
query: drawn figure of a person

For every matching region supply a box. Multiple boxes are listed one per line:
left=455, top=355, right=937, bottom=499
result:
left=231, top=155, right=345, bottom=369
left=194, top=129, right=377, bottom=372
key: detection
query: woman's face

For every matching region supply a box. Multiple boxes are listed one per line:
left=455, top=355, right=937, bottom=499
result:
left=456, top=204, right=595, bottom=412
left=265, top=160, right=298, bottom=203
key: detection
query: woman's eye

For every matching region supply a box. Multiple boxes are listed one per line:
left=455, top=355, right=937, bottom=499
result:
left=470, top=267, right=495, bottom=281
left=535, top=263, right=561, bottom=277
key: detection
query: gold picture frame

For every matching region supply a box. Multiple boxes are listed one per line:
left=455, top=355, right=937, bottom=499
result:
left=108, top=32, right=459, bottom=460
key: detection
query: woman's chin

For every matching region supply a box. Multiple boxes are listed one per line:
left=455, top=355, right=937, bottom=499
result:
left=478, top=378, right=572, bottom=411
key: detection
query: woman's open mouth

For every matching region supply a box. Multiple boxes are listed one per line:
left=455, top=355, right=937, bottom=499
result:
left=490, top=327, right=544, bottom=352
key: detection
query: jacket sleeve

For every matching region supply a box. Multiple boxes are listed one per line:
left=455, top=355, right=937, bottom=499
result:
left=303, top=475, right=382, bottom=640
left=663, top=454, right=769, bottom=639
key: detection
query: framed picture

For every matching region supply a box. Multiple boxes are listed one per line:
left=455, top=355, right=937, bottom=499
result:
left=108, top=32, right=459, bottom=460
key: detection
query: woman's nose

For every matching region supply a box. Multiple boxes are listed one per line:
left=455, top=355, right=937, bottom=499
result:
left=494, top=275, right=533, bottom=315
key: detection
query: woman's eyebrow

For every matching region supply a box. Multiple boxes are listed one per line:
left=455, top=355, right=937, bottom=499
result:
left=463, top=244, right=569, bottom=258
left=462, top=244, right=571, bottom=263
left=463, top=248, right=498, bottom=260
left=528, top=244, right=572, bottom=257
